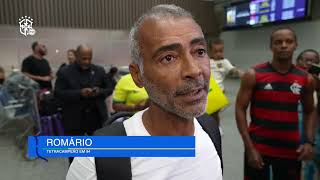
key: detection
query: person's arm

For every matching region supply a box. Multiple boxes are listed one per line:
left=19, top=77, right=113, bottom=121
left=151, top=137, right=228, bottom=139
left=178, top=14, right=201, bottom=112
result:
left=66, top=157, right=97, bottom=180
left=229, top=68, right=244, bottom=78
left=235, top=69, right=264, bottom=169
left=224, top=59, right=244, bottom=78
left=312, top=74, right=320, bottom=91
left=112, top=77, right=132, bottom=112
left=94, top=68, right=113, bottom=98
left=298, top=74, right=316, bottom=160
left=23, top=72, right=52, bottom=82
left=47, top=60, right=55, bottom=80
left=54, top=71, right=82, bottom=102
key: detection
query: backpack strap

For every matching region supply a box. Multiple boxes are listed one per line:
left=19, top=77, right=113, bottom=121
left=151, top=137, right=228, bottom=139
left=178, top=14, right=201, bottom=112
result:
left=94, top=123, right=132, bottom=180
left=197, top=113, right=223, bottom=171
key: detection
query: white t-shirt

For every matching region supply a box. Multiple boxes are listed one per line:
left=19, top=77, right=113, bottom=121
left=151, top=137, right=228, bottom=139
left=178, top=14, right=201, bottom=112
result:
left=66, top=110, right=222, bottom=180
left=210, top=58, right=235, bottom=90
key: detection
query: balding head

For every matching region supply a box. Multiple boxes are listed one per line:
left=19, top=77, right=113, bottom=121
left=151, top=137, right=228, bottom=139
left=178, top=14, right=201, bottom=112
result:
left=76, top=44, right=92, bottom=53
left=76, top=44, right=93, bottom=70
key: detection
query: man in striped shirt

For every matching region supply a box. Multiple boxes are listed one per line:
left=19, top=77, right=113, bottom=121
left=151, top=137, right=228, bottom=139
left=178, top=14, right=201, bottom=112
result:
left=235, top=27, right=315, bottom=180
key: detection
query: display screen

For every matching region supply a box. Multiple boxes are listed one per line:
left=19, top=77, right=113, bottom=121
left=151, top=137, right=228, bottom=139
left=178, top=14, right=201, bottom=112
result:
left=225, top=0, right=308, bottom=29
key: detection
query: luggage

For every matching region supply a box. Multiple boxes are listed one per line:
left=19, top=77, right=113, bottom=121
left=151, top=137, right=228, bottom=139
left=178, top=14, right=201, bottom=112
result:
left=38, top=91, right=61, bottom=116
left=39, top=113, right=64, bottom=136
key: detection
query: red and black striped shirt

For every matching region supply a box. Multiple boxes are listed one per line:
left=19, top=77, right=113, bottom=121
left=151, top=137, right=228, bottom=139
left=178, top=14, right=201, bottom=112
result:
left=249, top=62, right=308, bottom=159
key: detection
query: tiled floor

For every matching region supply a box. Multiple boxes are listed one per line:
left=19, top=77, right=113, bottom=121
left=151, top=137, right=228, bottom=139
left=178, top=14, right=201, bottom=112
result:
left=0, top=78, right=243, bottom=180
left=0, top=133, right=69, bottom=180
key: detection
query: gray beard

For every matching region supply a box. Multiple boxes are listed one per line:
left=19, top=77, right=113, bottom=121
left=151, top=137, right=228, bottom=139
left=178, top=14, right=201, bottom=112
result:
left=141, top=75, right=207, bottom=121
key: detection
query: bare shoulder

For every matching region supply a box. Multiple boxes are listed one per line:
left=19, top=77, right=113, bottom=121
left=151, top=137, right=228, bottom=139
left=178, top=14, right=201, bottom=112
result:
left=241, top=69, right=256, bottom=86
left=305, top=73, right=316, bottom=91
left=307, top=73, right=315, bottom=83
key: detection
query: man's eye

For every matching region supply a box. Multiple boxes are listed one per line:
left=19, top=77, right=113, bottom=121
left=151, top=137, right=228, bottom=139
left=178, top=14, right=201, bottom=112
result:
left=274, top=40, right=282, bottom=44
left=161, top=55, right=176, bottom=63
left=196, top=49, right=207, bottom=57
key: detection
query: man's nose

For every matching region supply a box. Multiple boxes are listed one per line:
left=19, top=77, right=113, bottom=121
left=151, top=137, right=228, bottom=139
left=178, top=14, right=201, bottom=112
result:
left=181, top=53, right=202, bottom=80
left=281, top=41, right=288, bottom=48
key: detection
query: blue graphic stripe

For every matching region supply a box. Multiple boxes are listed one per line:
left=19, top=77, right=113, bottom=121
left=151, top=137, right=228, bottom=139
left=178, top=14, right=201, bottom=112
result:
left=28, top=136, right=196, bottom=158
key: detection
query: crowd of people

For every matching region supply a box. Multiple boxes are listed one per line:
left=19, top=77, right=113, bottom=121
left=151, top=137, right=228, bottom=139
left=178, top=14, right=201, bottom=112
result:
left=1, top=3, right=320, bottom=180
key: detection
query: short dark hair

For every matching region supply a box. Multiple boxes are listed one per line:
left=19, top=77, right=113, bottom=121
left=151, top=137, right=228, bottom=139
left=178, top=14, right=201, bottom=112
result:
left=270, top=27, right=297, bottom=46
left=109, top=67, right=118, bottom=75
left=31, top=41, right=38, bottom=51
left=209, top=38, right=224, bottom=49
left=212, top=38, right=224, bottom=45
left=296, top=49, right=320, bottom=63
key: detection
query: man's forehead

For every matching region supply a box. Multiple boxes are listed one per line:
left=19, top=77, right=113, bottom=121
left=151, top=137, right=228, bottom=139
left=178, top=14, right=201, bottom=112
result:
left=212, top=44, right=223, bottom=49
left=272, top=29, right=295, bottom=39
left=139, top=17, right=203, bottom=46
left=303, top=51, right=317, bottom=57
left=79, top=47, right=92, bottom=53
left=302, top=52, right=318, bottom=61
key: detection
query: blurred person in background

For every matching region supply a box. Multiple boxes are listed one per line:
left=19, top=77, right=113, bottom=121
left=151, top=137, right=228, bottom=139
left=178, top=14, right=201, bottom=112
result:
left=210, top=38, right=243, bottom=90
left=106, top=67, right=118, bottom=91
left=296, top=49, right=320, bottom=180
left=105, top=67, right=118, bottom=115
left=57, top=49, right=77, bottom=76
left=210, top=38, right=243, bottom=135
left=0, top=66, right=5, bottom=85
left=296, top=49, right=320, bottom=71
left=67, top=49, right=77, bottom=65
left=112, top=73, right=149, bottom=112
left=54, top=44, right=113, bottom=164
left=21, top=41, right=53, bottom=90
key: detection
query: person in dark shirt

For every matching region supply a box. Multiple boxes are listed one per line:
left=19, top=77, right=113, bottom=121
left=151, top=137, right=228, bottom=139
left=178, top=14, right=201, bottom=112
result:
left=54, top=44, right=113, bottom=164
left=296, top=49, right=320, bottom=180
left=21, top=41, right=53, bottom=90
left=66, top=49, right=77, bottom=65
left=106, top=67, right=118, bottom=90
left=105, top=67, right=118, bottom=114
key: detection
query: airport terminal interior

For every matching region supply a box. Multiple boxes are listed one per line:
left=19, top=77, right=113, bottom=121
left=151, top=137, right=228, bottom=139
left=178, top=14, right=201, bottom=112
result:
left=1, top=0, right=320, bottom=179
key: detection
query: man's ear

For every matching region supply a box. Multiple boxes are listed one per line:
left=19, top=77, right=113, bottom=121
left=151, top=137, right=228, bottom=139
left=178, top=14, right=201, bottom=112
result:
left=129, top=63, right=144, bottom=88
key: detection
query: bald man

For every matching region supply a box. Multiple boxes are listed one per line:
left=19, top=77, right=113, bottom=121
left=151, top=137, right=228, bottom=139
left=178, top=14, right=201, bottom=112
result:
left=54, top=45, right=113, bottom=164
